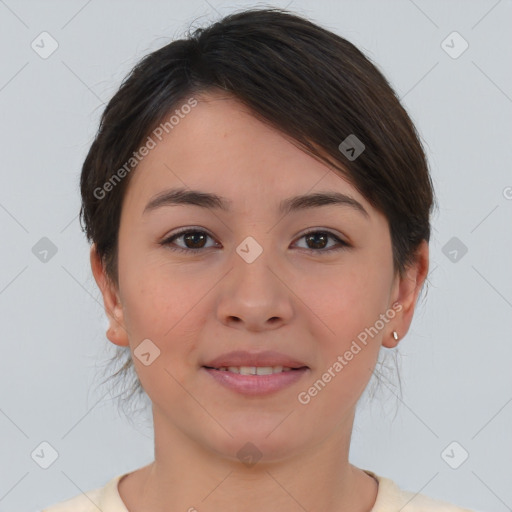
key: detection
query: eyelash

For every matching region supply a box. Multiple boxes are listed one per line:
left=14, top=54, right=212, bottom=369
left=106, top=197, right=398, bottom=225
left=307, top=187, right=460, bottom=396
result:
left=160, top=227, right=350, bottom=255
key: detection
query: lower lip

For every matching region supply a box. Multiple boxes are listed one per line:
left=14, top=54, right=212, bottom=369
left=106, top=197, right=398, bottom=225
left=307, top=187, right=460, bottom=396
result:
left=202, top=367, right=308, bottom=396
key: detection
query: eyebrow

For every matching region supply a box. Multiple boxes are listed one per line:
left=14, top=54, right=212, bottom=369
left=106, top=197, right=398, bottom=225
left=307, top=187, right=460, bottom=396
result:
left=143, top=187, right=369, bottom=219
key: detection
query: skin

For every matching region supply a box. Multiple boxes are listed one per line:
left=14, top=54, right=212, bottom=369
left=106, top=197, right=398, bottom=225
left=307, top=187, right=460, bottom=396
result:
left=91, top=91, right=429, bottom=512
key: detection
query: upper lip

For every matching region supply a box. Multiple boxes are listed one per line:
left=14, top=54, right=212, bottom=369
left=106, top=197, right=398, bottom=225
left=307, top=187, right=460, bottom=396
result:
left=203, top=350, right=308, bottom=369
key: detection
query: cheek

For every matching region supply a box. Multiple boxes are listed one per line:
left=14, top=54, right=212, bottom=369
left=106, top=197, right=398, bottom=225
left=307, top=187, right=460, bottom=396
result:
left=304, top=262, right=389, bottom=336
left=299, top=276, right=383, bottom=411
left=119, top=242, right=190, bottom=328
left=300, top=258, right=390, bottom=391
left=119, top=259, right=212, bottom=370
left=119, top=272, right=204, bottom=396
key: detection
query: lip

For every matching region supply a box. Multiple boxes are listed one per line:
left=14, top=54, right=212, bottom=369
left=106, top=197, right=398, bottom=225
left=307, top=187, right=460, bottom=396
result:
left=202, top=366, right=309, bottom=396
left=202, top=350, right=309, bottom=369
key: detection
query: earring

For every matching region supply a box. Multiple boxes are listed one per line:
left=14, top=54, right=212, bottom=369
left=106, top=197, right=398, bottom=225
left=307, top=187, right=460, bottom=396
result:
left=392, top=331, right=399, bottom=340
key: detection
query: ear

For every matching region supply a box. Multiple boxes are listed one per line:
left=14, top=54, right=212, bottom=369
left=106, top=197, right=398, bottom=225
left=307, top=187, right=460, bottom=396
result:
left=383, top=239, right=429, bottom=348
left=90, top=244, right=129, bottom=347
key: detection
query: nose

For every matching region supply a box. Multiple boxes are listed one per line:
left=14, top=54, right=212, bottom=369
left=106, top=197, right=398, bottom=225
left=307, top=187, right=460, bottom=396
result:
left=215, top=244, right=294, bottom=332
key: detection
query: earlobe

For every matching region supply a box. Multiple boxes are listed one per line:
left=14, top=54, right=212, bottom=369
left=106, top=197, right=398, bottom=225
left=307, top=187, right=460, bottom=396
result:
left=382, top=330, right=400, bottom=349
left=383, top=240, right=429, bottom=349
left=89, top=244, right=130, bottom=347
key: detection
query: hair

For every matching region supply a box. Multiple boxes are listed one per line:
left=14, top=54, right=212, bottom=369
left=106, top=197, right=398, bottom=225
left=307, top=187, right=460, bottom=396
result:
left=80, top=7, right=437, bottom=423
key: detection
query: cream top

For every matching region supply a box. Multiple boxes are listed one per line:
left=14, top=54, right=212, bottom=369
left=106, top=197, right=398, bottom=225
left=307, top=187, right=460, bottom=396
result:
left=41, top=469, right=477, bottom=511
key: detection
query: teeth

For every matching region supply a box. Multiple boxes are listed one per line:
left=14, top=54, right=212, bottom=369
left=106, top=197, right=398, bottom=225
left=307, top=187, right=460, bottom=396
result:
left=215, top=366, right=294, bottom=374
left=256, top=366, right=274, bottom=375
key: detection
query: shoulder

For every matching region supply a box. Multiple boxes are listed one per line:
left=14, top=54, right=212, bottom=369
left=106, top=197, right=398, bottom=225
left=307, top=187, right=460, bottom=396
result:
left=365, top=470, right=479, bottom=512
left=41, top=473, right=129, bottom=512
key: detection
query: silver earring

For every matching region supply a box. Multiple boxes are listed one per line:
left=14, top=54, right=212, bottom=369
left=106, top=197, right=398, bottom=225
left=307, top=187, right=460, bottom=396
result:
left=392, top=331, right=399, bottom=340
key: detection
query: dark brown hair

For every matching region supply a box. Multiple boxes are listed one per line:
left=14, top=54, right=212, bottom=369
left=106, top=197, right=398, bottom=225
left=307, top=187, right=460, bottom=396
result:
left=81, top=7, right=436, bottom=418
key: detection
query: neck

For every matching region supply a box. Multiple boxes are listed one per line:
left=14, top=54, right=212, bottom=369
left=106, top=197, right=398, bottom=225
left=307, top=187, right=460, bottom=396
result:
left=120, top=407, right=378, bottom=512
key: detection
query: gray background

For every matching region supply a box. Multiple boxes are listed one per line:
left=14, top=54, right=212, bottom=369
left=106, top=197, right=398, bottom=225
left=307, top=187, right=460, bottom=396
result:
left=1, top=1, right=511, bottom=511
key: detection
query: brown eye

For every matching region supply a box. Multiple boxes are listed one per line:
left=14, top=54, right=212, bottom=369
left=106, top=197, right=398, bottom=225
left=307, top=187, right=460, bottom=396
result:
left=295, top=230, right=349, bottom=253
left=161, top=229, right=217, bottom=253
left=181, top=231, right=208, bottom=249
left=305, top=232, right=329, bottom=249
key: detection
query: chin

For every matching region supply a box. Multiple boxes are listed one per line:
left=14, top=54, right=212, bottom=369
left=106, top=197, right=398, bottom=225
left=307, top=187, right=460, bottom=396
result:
left=205, top=423, right=308, bottom=466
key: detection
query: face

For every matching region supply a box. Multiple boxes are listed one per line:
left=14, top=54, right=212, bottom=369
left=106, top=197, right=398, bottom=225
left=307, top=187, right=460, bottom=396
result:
left=92, top=91, right=427, bottom=464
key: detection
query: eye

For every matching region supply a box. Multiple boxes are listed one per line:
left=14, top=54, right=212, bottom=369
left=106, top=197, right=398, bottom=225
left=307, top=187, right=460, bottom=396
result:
left=294, top=229, right=350, bottom=253
left=160, top=228, right=218, bottom=253
left=160, top=228, right=350, bottom=254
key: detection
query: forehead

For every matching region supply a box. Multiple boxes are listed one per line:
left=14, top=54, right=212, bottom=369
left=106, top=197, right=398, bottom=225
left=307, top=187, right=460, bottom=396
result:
left=123, top=91, right=375, bottom=219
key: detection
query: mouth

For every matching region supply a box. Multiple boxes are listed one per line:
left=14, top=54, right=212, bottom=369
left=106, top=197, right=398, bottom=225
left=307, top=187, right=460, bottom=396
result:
left=201, top=350, right=309, bottom=395
left=202, top=349, right=309, bottom=371
left=202, top=365, right=306, bottom=375
left=201, top=364, right=309, bottom=396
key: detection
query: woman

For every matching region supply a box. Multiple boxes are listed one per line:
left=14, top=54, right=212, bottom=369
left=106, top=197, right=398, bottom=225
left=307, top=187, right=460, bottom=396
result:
left=43, top=7, right=475, bottom=512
